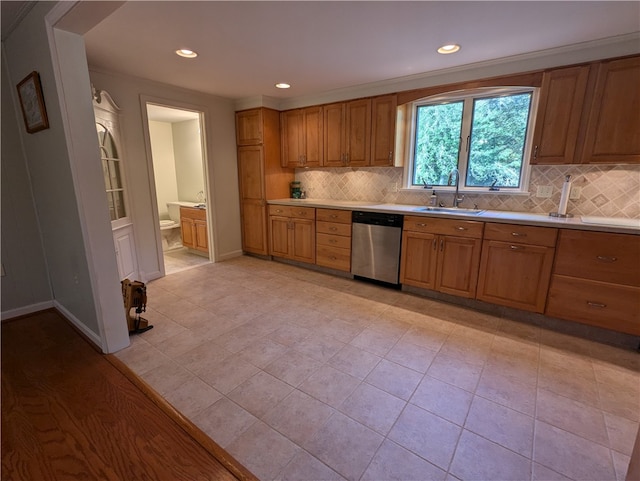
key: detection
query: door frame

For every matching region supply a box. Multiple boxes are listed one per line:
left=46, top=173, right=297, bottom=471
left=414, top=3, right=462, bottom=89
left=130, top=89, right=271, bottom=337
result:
left=139, top=95, right=215, bottom=277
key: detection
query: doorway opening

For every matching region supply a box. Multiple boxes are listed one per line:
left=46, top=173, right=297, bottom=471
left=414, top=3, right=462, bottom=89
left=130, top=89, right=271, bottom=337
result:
left=146, top=103, right=211, bottom=275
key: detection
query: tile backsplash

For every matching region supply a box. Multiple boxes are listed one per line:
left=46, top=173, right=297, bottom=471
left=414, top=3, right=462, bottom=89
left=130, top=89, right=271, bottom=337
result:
left=296, top=164, right=640, bottom=218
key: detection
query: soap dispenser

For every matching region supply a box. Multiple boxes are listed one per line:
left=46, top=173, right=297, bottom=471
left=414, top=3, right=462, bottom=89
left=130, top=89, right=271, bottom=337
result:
left=429, top=190, right=438, bottom=206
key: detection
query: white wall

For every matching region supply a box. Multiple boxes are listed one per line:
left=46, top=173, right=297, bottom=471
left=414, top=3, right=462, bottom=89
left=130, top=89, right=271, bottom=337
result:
left=88, top=68, right=242, bottom=277
left=149, top=120, right=178, bottom=219
left=173, top=119, right=205, bottom=202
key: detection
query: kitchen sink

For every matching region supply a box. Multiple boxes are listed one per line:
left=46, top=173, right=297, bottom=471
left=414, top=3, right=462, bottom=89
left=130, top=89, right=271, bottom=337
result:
left=414, top=206, right=485, bottom=215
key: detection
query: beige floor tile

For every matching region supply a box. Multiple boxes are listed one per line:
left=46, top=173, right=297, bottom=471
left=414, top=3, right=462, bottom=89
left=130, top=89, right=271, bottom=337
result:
left=361, top=439, right=446, bottom=481
left=427, top=353, right=483, bottom=393
left=385, top=339, right=438, bottom=373
left=163, top=376, right=223, bottom=418
left=532, top=462, right=574, bottom=481
left=476, top=369, right=537, bottom=416
left=299, top=365, right=360, bottom=409
left=497, top=319, right=541, bottom=343
left=138, top=359, right=193, bottom=396
left=533, top=420, right=616, bottom=481
left=268, top=323, right=312, bottom=346
left=155, top=329, right=214, bottom=359
left=604, top=412, right=640, bottom=456
left=410, top=376, right=473, bottom=426
left=278, top=451, right=346, bottom=481
left=612, top=450, right=631, bottom=481
left=228, top=371, right=293, bottom=418
left=401, top=325, right=450, bottom=352
left=192, top=397, right=258, bottom=448
left=599, top=383, right=640, bottom=422
left=536, top=388, right=609, bottom=446
left=465, top=395, right=534, bottom=458
left=450, top=430, right=531, bottom=481
left=437, top=336, right=492, bottom=367
left=264, top=389, right=335, bottom=445
left=388, top=403, right=461, bottom=471
left=316, top=318, right=364, bottom=343
left=327, top=344, right=381, bottom=380
left=365, top=359, right=423, bottom=400
left=538, top=363, right=601, bottom=409
left=197, top=354, right=260, bottom=394
left=227, top=420, right=300, bottom=481
left=350, top=327, right=400, bottom=356
left=264, top=349, right=323, bottom=387
left=114, top=342, right=170, bottom=376
left=172, top=341, right=232, bottom=375
left=340, top=383, right=406, bottom=435
left=236, top=337, right=289, bottom=369
left=305, top=412, right=384, bottom=481
left=293, top=334, right=346, bottom=362
left=137, top=310, right=188, bottom=345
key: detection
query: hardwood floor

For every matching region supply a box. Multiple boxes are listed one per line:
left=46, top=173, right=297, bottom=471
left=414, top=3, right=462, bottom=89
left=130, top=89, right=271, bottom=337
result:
left=1, top=309, right=257, bottom=481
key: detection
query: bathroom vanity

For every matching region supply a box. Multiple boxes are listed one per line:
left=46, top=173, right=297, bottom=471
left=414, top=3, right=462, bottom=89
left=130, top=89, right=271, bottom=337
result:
left=180, top=206, right=208, bottom=254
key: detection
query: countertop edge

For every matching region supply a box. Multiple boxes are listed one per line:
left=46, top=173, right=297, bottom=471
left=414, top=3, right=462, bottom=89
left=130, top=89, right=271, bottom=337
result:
left=267, top=199, right=640, bottom=235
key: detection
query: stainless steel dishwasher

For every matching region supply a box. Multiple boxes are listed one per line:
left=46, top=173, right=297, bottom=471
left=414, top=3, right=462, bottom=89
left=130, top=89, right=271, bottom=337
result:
left=351, top=211, right=403, bottom=286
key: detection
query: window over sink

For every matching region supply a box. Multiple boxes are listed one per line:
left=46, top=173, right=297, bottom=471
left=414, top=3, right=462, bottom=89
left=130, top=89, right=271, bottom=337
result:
left=403, top=86, right=539, bottom=193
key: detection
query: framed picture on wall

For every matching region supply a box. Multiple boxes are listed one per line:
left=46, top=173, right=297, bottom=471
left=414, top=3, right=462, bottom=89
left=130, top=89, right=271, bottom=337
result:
left=17, top=71, right=49, bottom=134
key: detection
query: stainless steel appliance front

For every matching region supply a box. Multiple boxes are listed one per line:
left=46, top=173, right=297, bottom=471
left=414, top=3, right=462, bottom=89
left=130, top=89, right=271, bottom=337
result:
left=351, top=211, right=403, bottom=285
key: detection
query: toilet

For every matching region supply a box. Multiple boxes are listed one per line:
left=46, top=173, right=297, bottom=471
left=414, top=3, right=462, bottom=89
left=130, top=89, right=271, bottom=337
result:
left=159, top=202, right=183, bottom=251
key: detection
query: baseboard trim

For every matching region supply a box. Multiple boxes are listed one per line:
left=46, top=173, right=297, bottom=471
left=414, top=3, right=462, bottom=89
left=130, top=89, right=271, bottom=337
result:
left=53, top=301, right=104, bottom=351
left=1, top=301, right=55, bottom=322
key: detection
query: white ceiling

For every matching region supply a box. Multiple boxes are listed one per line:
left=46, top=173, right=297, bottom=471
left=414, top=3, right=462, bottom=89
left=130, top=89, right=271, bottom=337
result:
left=146, top=104, right=200, bottom=123
left=80, top=2, right=639, bottom=103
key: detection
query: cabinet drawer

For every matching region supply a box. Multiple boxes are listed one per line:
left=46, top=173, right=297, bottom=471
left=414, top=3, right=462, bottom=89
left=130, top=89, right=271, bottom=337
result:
left=180, top=206, right=206, bottom=221
left=546, top=275, right=640, bottom=335
left=404, top=215, right=484, bottom=239
left=316, top=208, right=351, bottom=224
left=316, top=245, right=351, bottom=272
left=484, top=223, right=557, bottom=247
left=317, top=221, right=351, bottom=237
left=553, top=230, right=640, bottom=286
left=268, top=205, right=316, bottom=219
left=317, top=232, right=351, bottom=249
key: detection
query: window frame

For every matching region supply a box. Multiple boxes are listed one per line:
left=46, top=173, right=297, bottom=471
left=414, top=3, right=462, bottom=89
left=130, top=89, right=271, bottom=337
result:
left=402, top=86, right=539, bottom=194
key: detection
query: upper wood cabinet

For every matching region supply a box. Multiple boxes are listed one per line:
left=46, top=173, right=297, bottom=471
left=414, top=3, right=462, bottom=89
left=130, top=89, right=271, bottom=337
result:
left=281, top=106, right=323, bottom=168
left=530, top=66, right=590, bottom=165
left=323, top=99, right=372, bottom=167
left=236, top=109, right=264, bottom=145
left=371, top=95, right=398, bottom=166
left=580, top=56, right=640, bottom=164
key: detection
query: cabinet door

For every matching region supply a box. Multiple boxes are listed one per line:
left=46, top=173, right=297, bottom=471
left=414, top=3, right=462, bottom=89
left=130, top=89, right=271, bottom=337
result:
left=236, top=109, right=263, bottom=145
left=237, top=146, right=265, bottom=201
left=194, top=219, right=209, bottom=253
left=345, top=99, right=372, bottom=166
left=303, top=106, right=323, bottom=167
left=269, top=216, right=290, bottom=258
left=371, top=95, right=398, bottom=166
left=530, top=66, right=589, bottom=164
left=180, top=218, right=195, bottom=248
left=241, top=201, right=268, bottom=255
left=400, top=231, right=438, bottom=290
left=436, top=236, right=481, bottom=298
left=476, top=240, right=554, bottom=312
left=281, top=109, right=304, bottom=167
left=291, top=218, right=316, bottom=263
left=581, top=56, right=640, bottom=164
left=323, top=103, right=346, bottom=166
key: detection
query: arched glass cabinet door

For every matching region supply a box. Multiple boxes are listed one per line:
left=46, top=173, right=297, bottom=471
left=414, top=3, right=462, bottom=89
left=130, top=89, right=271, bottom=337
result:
left=96, top=122, right=126, bottom=221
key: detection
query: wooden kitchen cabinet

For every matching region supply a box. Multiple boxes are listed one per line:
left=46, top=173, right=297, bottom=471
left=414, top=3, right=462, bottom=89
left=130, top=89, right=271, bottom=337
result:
left=476, top=223, right=557, bottom=312
left=530, top=65, right=590, bottom=165
left=180, top=207, right=208, bottom=254
left=281, top=106, right=323, bottom=168
left=268, top=205, right=316, bottom=264
left=323, top=99, right=372, bottom=167
left=580, top=56, right=640, bottom=164
left=546, top=229, right=640, bottom=335
left=370, top=95, right=398, bottom=166
left=236, top=108, right=293, bottom=255
left=400, top=216, right=483, bottom=298
left=316, top=208, right=352, bottom=272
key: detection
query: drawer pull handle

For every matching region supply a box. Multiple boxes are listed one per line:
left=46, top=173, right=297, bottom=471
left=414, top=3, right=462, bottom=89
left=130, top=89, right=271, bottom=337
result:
left=596, top=256, right=617, bottom=263
left=416, top=223, right=428, bottom=227
left=511, top=232, right=527, bottom=237
left=296, top=211, right=306, bottom=215
left=330, top=227, right=337, bottom=231
left=329, top=256, right=337, bottom=260
left=587, top=301, right=607, bottom=309
left=275, top=209, right=283, bottom=213
left=510, top=245, right=523, bottom=250
left=330, top=214, right=338, bottom=219
left=329, top=239, right=337, bottom=244
left=455, top=226, right=467, bottom=231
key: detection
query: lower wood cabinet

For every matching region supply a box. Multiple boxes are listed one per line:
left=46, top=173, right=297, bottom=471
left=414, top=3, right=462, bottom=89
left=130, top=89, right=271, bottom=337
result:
left=180, top=207, right=208, bottom=254
left=546, top=229, right=640, bottom=335
left=316, top=208, right=352, bottom=272
left=476, top=223, right=557, bottom=313
left=269, top=205, right=315, bottom=264
left=400, top=216, right=483, bottom=298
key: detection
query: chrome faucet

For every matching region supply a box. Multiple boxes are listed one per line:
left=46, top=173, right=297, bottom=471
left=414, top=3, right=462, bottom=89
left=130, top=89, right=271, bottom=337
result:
left=448, top=168, right=464, bottom=208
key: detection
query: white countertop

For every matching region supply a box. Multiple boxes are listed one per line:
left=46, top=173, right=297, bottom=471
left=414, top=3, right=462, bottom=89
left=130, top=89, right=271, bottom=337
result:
left=269, top=198, right=640, bottom=235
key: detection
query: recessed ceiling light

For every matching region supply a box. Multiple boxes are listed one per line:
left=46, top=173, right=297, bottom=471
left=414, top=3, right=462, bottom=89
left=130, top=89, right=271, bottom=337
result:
left=275, top=83, right=291, bottom=89
left=437, top=44, right=461, bottom=54
left=176, top=49, right=198, bottom=58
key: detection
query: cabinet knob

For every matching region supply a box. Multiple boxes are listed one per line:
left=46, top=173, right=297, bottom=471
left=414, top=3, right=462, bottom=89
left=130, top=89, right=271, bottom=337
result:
left=388, top=151, right=393, bottom=161
left=511, top=232, right=527, bottom=237
left=330, top=227, right=337, bottom=231
left=587, top=301, right=607, bottom=308
left=455, top=226, right=468, bottom=231
left=533, top=145, right=539, bottom=160
left=510, top=245, right=523, bottom=250
left=329, top=239, right=337, bottom=244
left=416, top=223, right=428, bottom=227
left=330, top=214, right=338, bottom=219
left=596, top=255, right=617, bottom=263
left=329, top=256, right=337, bottom=260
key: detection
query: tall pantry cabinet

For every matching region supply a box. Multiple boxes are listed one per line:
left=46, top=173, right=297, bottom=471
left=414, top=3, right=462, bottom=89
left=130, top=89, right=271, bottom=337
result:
left=236, top=108, right=293, bottom=255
